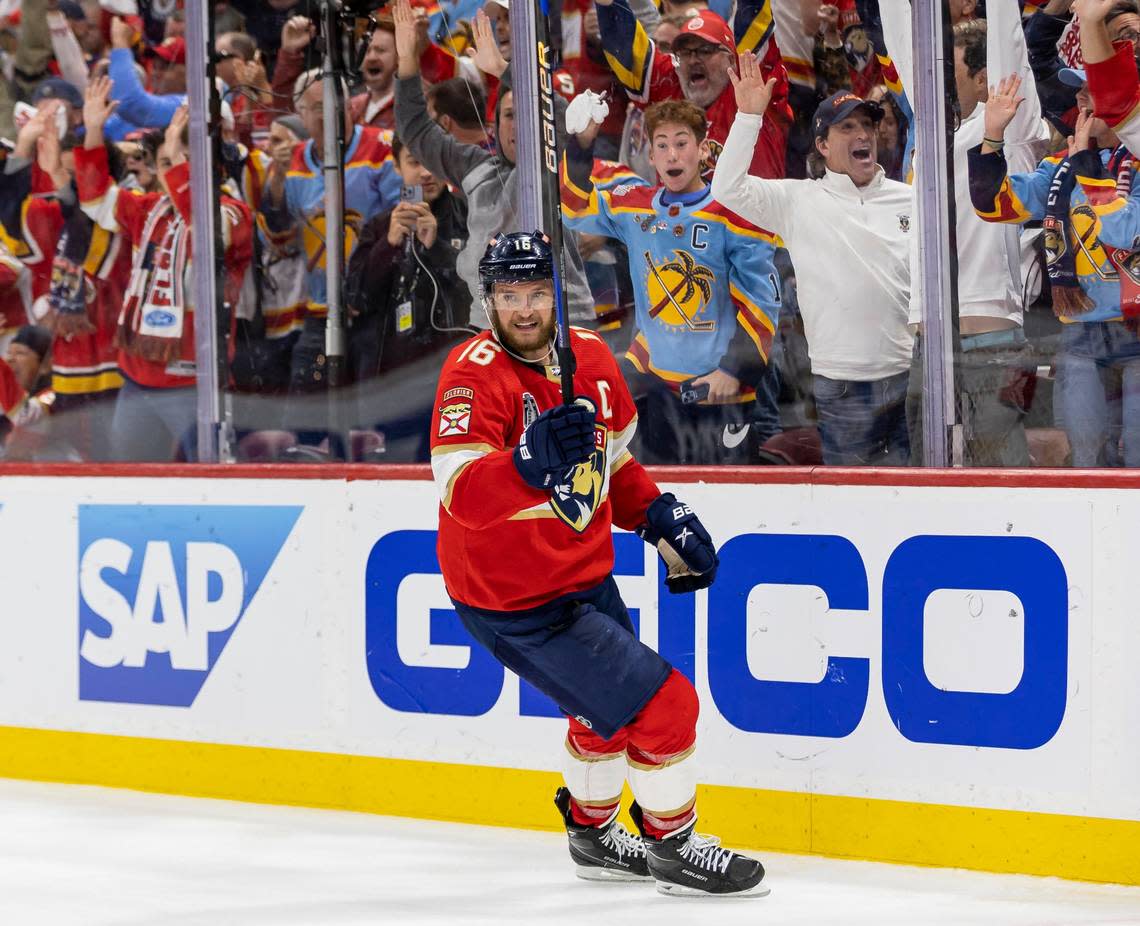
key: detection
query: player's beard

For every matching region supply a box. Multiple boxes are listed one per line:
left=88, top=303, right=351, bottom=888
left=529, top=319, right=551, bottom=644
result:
left=490, top=309, right=557, bottom=362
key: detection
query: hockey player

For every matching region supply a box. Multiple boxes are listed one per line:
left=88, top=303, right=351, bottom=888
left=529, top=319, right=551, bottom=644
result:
left=561, top=92, right=782, bottom=464
left=430, top=231, right=767, bottom=897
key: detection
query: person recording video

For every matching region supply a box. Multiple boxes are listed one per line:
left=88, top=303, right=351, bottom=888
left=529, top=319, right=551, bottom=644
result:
left=345, top=135, right=474, bottom=462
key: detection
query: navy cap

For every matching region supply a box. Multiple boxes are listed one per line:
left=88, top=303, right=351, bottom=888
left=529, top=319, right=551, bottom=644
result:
left=1058, top=67, right=1087, bottom=88
left=31, top=77, right=83, bottom=110
left=812, top=91, right=884, bottom=138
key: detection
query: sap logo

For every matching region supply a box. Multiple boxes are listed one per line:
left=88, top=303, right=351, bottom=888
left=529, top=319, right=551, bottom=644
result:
left=78, top=505, right=302, bottom=707
left=365, top=530, right=1068, bottom=751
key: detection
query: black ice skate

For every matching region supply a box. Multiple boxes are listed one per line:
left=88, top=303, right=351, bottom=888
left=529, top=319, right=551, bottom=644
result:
left=553, top=787, right=652, bottom=882
left=629, top=802, right=769, bottom=897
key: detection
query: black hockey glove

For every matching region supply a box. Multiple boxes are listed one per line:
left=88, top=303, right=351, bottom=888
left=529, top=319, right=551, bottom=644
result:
left=513, top=402, right=597, bottom=490
left=636, top=493, right=719, bottom=593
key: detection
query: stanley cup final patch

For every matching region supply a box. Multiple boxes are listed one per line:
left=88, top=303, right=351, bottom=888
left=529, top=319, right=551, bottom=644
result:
left=438, top=387, right=475, bottom=437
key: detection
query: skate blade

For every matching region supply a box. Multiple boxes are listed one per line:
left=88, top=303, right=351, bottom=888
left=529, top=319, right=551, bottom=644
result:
left=574, top=864, right=654, bottom=883
left=654, top=879, right=771, bottom=898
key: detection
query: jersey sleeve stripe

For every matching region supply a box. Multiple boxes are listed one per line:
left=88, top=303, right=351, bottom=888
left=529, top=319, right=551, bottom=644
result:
left=691, top=209, right=781, bottom=244
left=611, top=449, right=635, bottom=474
left=610, top=418, right=637, bottom=465
left=431, top=443, right=496, bottom=509
left=731, top=282, right=777, bottom=338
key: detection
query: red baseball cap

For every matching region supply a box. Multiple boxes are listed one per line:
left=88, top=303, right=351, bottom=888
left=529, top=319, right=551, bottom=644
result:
left=151, top=36, right=186, bottom=65
left=674, top=12, right=735, bottom=54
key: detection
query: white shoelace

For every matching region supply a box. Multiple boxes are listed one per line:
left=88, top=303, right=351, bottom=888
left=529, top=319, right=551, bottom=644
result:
left=600, top=822, right=646, bottom=861
left=678, top=831, right=733, bottom=874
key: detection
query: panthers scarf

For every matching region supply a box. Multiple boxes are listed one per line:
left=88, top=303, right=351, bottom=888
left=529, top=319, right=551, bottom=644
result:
left=116, top=198, right=191, bottom=362
left=49, top=209, right=100, bottom=339
left=1049, top=146, right=1139, bottom=319
left=1043, top=154, right=1095, bottom=317
left=1105, top=147, right=1140, bottom=320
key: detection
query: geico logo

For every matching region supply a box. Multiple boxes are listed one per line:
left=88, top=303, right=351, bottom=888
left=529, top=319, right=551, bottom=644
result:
left=365, top=530, right=1069, bottom=751
left=77, top=505, right=303, bottom=707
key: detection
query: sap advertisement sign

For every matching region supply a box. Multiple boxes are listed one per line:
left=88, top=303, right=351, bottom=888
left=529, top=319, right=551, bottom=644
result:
left=78, top=505, right=302, bottom=707
left=365, top=529, right=1069, bottom=751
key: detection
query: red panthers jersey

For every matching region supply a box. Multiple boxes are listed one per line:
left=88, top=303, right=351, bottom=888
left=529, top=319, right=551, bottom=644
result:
left=431, top=327, right=661, bottom=612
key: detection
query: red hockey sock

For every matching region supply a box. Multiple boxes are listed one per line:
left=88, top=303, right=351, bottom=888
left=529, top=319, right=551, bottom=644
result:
left=639, top=802, right=696, bottom=839
left=569, top=795, right=621, bottom=828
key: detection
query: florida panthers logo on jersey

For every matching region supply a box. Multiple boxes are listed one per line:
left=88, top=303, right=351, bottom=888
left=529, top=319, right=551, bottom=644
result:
left=301, top=208, right=363, bottom=271
left=549, top=423, right=607, bottom=533
left=644, top=249, right=716, bottom=333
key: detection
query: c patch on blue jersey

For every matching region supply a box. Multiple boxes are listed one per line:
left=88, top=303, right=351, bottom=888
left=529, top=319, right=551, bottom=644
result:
left=549, top=423, right=607, bottom=533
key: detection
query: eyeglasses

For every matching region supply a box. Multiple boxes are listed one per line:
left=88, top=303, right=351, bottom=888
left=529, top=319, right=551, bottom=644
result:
left=492, top=290, right=555, bottom=311
left=673, top=43, right=727, bottom=61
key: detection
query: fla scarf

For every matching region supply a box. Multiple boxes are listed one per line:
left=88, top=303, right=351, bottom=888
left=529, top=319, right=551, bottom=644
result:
left=116, top=198, right=190, bottom=362
left=1043, top=154, right=1094, bottom=317
left=1049, top=145, right=1140, bottom=320
left=49, top=208, right=97, bottom=339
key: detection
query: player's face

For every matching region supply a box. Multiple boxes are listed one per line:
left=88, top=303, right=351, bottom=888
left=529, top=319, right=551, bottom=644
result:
left=674, top=38, right=732, bottom=109
left=647, top=123, right=709, bottom=194
left=817, top=112, right=879, bottom=188
left=490, top=279, right=556, bottom=361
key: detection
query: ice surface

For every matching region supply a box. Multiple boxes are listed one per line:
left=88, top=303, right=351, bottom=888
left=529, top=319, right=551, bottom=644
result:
left=1, top=779, right=1139, bottom=925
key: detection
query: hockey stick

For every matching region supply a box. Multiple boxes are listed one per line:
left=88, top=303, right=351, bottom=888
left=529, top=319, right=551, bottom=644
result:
left=534, top=0, right=575, bottom=405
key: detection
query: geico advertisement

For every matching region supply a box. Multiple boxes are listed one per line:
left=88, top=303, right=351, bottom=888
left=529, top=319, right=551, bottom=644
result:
left=0, top=476, right=1133, bottom=822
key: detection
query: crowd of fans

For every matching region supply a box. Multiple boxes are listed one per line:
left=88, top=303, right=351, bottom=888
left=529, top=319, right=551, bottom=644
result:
left=0, top=0, right=1137, bottom=467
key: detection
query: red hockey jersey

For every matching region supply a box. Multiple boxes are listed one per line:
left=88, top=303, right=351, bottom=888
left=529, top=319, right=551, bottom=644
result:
left=431, top=327, right=661, bottom=612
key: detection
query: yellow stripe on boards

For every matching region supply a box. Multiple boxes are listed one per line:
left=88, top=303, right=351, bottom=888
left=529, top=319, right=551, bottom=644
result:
left=0, top=725, right=1137, bottom=885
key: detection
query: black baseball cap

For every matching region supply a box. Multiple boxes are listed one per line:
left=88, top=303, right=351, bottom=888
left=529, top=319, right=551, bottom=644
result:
left=12, top=325, right=51, bottom=360
left=813, top=91, right=884, bottom=138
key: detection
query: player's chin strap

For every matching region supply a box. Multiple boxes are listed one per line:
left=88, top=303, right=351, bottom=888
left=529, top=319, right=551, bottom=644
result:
left=483, top=297, right=556, bottom=367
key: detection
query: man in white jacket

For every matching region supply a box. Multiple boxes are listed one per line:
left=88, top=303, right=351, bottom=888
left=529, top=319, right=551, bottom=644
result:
left=879, top=0, right=1052, bottom=467
left=711, top=57, right=914, bottom=465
